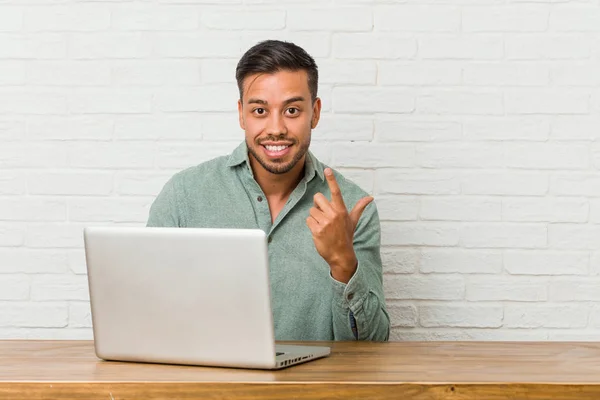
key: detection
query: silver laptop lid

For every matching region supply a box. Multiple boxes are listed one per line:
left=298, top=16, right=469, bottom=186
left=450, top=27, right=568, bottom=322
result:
left=84, top=227, right=277, bottom=369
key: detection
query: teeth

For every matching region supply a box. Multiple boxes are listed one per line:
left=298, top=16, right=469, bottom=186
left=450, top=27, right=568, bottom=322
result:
left=265, top=145, right=288, bottom=152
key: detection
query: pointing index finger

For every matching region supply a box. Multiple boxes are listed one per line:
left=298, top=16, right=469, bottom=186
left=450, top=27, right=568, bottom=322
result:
left=324, top=168, right=346, bottom=209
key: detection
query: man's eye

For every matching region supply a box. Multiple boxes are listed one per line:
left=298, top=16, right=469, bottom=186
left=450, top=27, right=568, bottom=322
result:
left=286, top=108, right=299, bottom=116
left=253, top=108, right=266, bottom=115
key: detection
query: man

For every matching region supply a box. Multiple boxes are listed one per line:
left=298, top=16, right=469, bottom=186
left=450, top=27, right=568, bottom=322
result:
left=147, top=40, right=390, bottom=341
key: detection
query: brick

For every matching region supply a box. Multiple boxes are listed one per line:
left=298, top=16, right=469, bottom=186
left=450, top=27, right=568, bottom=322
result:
left=505, top=305, right=588, bottom=328
left=505, top=250, right=588, bottom=275
left=386, top=303, right=417, bottom=328
left=552, top=117, right=600, bottom=140
left=155, top=85, right=236, bottom=112
left=381, top=248, right=419, bottom=274
left=333, top=87, right=415, bottom=113
left=0, top=302, right=68, bottom=328
left=0, top=62, right=25, bottom=85
left=504, top=143, right=589, bottom=169
left=591, top=307, right=600, bottom=328
left=112, top=5, right=199, bottom=31
left=70, top=33, right=153, bottom=59
left=463, top=116, right=549, bottom=141
left=420, top=305, right=503, bottom=328
left=421, top=249, right=502, bottom=274
left=26, top=61, right=111, bottom=86
left=0, top=144, right=67, bottom=168
left=384, top=275, right=465, bottom=300
left=319, top=60, right=377, bottom=85
left=0, top=276, right=29, bottom=300
left=0, top=7, right=22, bottom=32
left=31, top=275, right=89, bottom=301
left=417, top=143, right=504, bottom=168
left=417, top=90, right=503, bottom=115
left=155, top=33, right=241, bottom=58
left=593, top=144, right=600, bottom=170
left=461, top=223, right=547, bottom=249
left=381, top=222, right=460, bottom=246
left=462, top=172, right=549, bottom=196
left=69, top=90, right=152, bottom=114
left=550, top=6, right=600, bottom=31
left=0, top=33, right=66, bottom=59
left=463, top=63, right=549, bottom=86
left=551, top=173, right=600, bottom=196
left=27, top=116, right=113, bottom=141
left=314, top=115, right=373, bottom=142
left=68, top=143, right=154, bottom=169
left=0, top=249, right=68, bottom=274
left=202, top=10, right=284, bottom=30
left=379, top=61, right=462, bottom=86
left=288, top=8, right=371, bottom=31
left=379, top=170, right=460, bottom=195
left=337, top=169, right=374, bottom=194
left=549, top=224, right=600, bottom=250
left=269, top=32, right=332, bottom=58
left=375, top=6, right=460, bottom=32
left=67, top=250, right=87, bottom=275
left=115, top=114, right=206, bottom=141
left=420, top=196, right=501, bottom=221
left=200, top=59, right=237, bottom=85
left=375, top=117, right=462, bottom=142
left=466, top=277, right=547, bottom=301
left=463, top=5, right=549, bottom=32
left=0, top=198, right=65, bottom=222
left=112, top=60, right=201, bottom=86
left=0, top=91, right=67, bottom=115
left=159, top=0, right=240, bottom=3
left=25, top=223, right=86, bottom=249
left=156, top=142, right=238, bottom=169
left=68, top=198, right=152, bottom=223
left=591, top=199, right=600, bottom=223
left=332, top=143, right=415, bottom=168
left=0, top=118, right=24, bottom=140
left=115, top=172, right=176, bottom=197
left=333, top=33, right=416, bottom=59
left=0, top=223, right=25, bottom=246
left=552, top=64, right=600, bottom=86
left=69, top=302, right=92, bottom=328
left=0, top=327, right=92, bottom=340
left=503, top=197, right=588, bottom=223
left=28, top=172, right=113, bottom=196
left=419, top=35, right=503, bottom=59
left=376, top=196, right=419, bottom=222
left=549, top=279, right=600, bottom=301
left=24, top=5, right=110, bottom=31
left=506, top=89, right=590, bottom=114
left=506, top=35, right=591, bottom=59
left=0, top=171, right=25, bottom=195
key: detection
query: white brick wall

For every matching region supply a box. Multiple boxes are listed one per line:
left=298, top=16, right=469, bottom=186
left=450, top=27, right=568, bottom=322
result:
left=1, top=0, right=599, bottom=341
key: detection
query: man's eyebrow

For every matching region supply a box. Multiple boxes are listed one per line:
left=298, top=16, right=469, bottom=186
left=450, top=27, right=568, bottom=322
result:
left=246, top=96, right=306, bottom=106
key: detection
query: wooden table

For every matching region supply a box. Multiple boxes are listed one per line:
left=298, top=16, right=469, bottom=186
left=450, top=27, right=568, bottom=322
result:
left=1, top=341, right=600, bottom=399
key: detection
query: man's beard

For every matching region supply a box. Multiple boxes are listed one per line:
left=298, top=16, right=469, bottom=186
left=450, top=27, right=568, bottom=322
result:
left=247, top=136, right=311, bottom=175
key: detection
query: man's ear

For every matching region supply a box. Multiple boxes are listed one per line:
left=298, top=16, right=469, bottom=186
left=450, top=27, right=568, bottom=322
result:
left=311, top=97, right=322, bottom=129
left=237, top=99, right=245, bottom=130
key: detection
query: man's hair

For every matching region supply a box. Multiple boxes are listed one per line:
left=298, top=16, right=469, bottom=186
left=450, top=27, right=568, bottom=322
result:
left=235, top=40, right=319, bottom=103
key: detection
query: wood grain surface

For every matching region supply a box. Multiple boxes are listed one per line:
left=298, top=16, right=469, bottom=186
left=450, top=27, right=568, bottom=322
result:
left=1, top=340, right=600, bottom=399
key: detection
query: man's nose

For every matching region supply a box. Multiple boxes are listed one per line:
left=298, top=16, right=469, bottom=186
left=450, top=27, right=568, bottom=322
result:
left=265, top=113, right=287, bottom=136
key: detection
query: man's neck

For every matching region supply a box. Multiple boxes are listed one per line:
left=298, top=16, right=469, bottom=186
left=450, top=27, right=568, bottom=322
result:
left=249, top=155, right=306, bottom=203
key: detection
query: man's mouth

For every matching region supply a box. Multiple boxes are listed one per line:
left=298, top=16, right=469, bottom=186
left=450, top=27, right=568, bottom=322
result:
left=261, top=143, right=292, bottom=158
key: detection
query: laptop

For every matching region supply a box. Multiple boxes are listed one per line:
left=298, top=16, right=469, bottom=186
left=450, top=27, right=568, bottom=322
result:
left=83, top=226, right=330, bottom=370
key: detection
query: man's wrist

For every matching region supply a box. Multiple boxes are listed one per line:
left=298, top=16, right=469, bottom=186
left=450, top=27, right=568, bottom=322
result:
left=329, top=251, right=358, bottom=284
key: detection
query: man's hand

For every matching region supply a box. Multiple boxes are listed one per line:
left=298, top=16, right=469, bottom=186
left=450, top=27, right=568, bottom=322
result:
left=306, top=168, right=374, bottom=284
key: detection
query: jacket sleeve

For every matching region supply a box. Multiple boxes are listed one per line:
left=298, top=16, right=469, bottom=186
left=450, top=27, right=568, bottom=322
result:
left=330, top=202, right=390, bottom=341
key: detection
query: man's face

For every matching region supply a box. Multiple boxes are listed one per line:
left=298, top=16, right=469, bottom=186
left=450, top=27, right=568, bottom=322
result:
left=238, top=69, right=321, bottom=175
